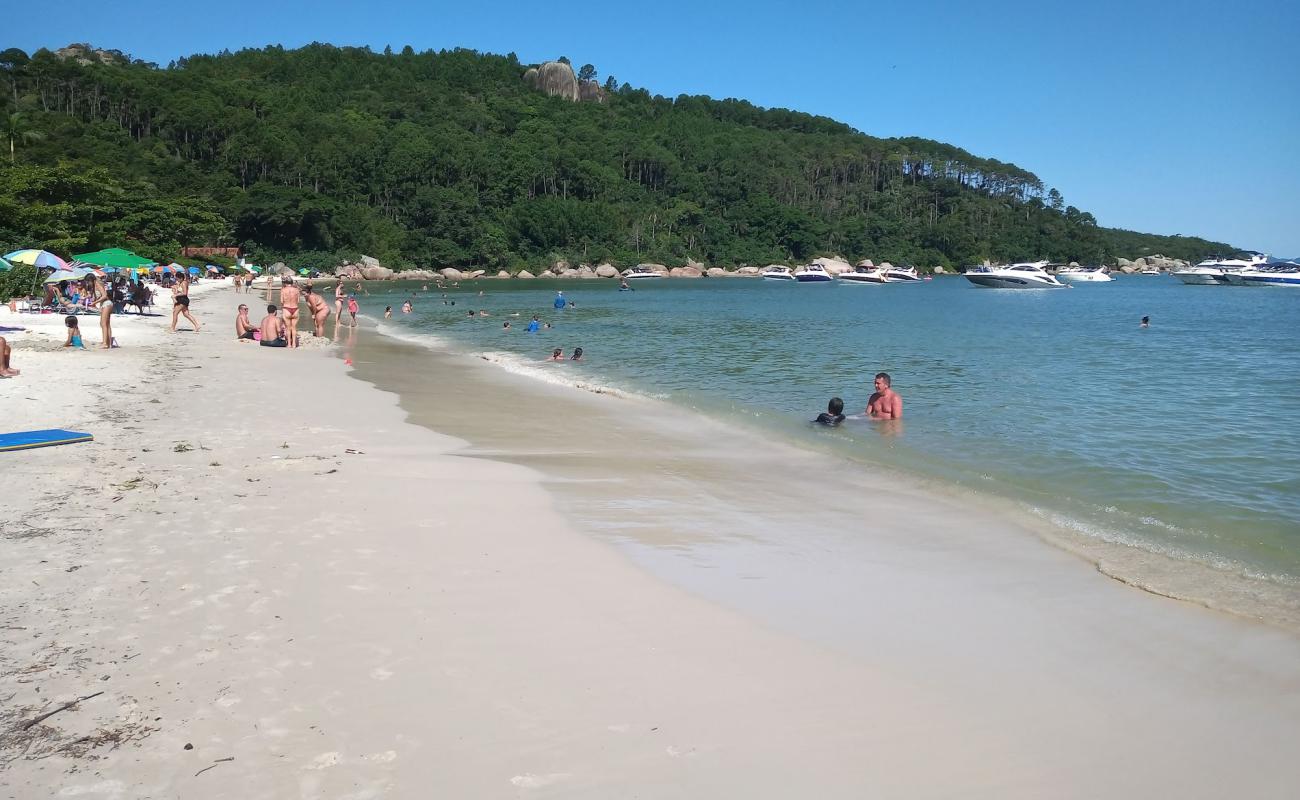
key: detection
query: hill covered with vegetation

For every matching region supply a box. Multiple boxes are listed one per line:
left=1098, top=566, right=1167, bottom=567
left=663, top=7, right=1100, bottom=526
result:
left=0, top=43, right=1233, bottom=270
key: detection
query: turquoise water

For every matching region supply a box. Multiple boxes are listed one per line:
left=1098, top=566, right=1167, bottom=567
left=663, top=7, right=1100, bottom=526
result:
left=367, top=275, right=1300, bottom=589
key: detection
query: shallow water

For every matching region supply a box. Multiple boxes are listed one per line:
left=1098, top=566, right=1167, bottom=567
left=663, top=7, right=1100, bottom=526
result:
left=356, top=274, right=1300, bottom=616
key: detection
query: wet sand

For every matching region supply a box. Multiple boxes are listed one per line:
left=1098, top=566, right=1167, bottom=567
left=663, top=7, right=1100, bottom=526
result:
left=1, top=286, right=1298, bottom=798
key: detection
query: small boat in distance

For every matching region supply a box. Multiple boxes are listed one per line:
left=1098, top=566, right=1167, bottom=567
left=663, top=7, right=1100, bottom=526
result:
left=1057, top=266, right=1114, bottom=283
left=623, top=266, right=663, bottom=280
left=838, top=265, right=889, bottom=284
left=964, top=261, right=1069, bottom=289
left=793, top=264, right=833, bottom=282
left=761, top=265, right=796, bottom=281
left=1138, top=267, right=1161, bottom=275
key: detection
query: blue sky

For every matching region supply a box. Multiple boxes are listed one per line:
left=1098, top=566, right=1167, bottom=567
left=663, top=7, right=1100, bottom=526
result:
left=14, top=0, right=1300, bottom=255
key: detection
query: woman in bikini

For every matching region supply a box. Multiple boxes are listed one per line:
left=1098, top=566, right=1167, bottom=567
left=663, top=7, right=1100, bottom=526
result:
left=333, top=282, right=346, bottom=324
left=86, top=275, right=114, bottom=348
left=304, top=286, right=331, bottom=337
left=170, top=273, right=201, bottom=332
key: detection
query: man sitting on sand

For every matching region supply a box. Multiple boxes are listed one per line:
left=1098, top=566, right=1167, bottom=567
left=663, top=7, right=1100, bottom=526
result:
left=866, top=372, right=902, bottom=420
left=235, top=304, right=259, bottom=341
left=259, top=305, right=287, bottom=348
left=279, top=276, right=301, bottom=348
left=0, top=335, right=17, bottom=377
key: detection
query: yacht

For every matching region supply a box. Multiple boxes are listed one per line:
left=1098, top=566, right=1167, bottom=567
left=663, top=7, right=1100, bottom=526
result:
left=793, top=264, right=833, bottom=282
left=760, top=265, right=796, bottom=281
left=1137, top=267, right=1161, bottom=275
left=837, top=265, right=889, bottom=284
left=1056, top=266, right=1114, bottom=283
left=1224, top=261, right=1300, bottom=287
left=881, top=264, right=922, bottom=282
left=1171, top=252, right=1268, bottom=285
left=963, top=261, right=1069, bottom=289
left=623, top=266, right=663, bottom=280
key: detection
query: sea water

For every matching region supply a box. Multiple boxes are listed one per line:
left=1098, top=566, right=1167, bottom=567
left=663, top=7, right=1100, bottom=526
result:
left=360, top=275, right=1300, bottom=616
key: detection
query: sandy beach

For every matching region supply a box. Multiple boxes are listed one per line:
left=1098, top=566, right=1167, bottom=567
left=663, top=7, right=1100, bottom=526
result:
left=2, top=284, right=1299, bottom=799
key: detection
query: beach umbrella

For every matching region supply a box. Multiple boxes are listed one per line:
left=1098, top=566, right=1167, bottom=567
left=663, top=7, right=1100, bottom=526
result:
left=72, top=247, right=156, bottom=269
left=44, top=267, right=90, bottom=284
left=206, top=265, right=220, bottom=273
left=0, top=257, right=12, bottom=272
left=4, top=249, right=70, bottom=271
left=297, top=268, right=310, bottom=276
left=187, top=266, right=200, bottom=274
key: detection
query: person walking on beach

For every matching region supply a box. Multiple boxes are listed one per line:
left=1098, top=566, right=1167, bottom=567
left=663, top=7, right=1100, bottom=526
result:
left=304, top=286, right=330, bottom=337
left=170, top=273, right=201, bottom=332
left=279, top=277, right=301, bottom=348
left=87, top=275, right=114, bottom=349
left=235, top=303, right=259, bottom=341
left=259, top=305, right=287, bottom=347
left=866, top=372, right=903, bottom=420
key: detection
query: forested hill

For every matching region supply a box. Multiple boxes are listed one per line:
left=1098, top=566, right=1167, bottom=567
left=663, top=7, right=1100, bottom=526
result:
left=0, top=43, right=1232, bottom=270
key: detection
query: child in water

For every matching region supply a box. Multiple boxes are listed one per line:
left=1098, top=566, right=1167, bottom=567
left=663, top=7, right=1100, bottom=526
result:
left=814, top=397, right=846, bottom=427
left=550, top=348, right=564, bottom=361
left=63, top=315, right=85, bottom=349
left=384, top=306, right=392, bottom=318
left=570, top=347, right=583, bottom=361
left=347, top=295, right=359, bottom=326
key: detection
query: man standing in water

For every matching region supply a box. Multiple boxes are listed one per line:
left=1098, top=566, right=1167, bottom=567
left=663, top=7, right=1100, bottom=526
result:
left=866, top=372, right=903, bottom=420
left=279, top=276, right=301, bottom=348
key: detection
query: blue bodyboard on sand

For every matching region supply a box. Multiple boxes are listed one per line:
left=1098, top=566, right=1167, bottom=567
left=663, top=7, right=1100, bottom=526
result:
left=0, top=429, right=94, bottom=452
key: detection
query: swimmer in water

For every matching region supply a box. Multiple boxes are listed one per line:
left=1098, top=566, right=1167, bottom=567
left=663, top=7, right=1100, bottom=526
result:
left=385, top=306, right=392, bottom=318
left=814, top=397, right=846, bottom=427
left=1140, top=315, right=1150, bottom=328
left=550, top=348, right=563, bottom=361
left=570, top=347, right=583, bottom=361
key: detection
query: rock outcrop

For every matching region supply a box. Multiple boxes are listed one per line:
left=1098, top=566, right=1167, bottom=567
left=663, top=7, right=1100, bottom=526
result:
left=706, top=267, right=728, bottom=278
left=736, top=266, right=761, bottom=276
left=516, top=270, right=535, bottom=279
left=524, top=61, right=607, bottom=103
left=440, top=268, right=465, bottom=281
left=53, top=43, right=125, bottom=66
left=669, top=266, right=703, bottom=278
left=595, top=263, right=618, bottom=278
left=362, top=266, right=394, bottom=280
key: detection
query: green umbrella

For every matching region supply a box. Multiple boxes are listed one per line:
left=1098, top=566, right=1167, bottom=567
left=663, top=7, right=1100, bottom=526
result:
left=73, top=248, right=157, bottom=269
left=0, top=257, right=12, bottom=272
left=297, top=268, right=310, bottom=276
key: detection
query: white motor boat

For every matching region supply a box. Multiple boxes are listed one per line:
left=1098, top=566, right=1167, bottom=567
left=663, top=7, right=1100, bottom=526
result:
left=964, top=261, right=1069, bottom=289
left=761, top=266, right=796, bottom=281
left=1172, top=252, right=1268, bottom=285
left=623, top=266, right=663, bottom=280
left=881, top=264, right=922, bottom=282
left=793, top=264, right=833, bottom=282
left=1224, top=261, right=1300, bottom=287
left=1056, top=266, right=1114, bottom=283
left=837, top=266, right=889, bottom=284
left=1138, top=267, right=1161, bottom=275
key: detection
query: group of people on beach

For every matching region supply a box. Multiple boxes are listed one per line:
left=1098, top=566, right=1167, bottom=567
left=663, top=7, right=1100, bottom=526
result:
left=815, top=372, right=903, bottom=426
left=234, top=277, right=359, bottom=348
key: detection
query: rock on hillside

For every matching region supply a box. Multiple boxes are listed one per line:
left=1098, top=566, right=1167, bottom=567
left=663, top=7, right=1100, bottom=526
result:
left=523, top=61, right=607, bottom=103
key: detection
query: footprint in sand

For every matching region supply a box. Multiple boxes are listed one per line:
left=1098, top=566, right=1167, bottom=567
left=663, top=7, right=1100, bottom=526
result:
left=510, top=773, right=570, bottom=789
left=369, top=667, right=394, bottom=681
left=305, top=751, right=341, bottom=770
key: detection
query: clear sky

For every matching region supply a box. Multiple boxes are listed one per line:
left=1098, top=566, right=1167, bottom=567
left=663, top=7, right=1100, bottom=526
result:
left=13, top=0, right=1300, bottom=255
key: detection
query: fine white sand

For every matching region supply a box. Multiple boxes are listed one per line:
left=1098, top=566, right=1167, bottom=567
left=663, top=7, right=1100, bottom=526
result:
left=2, top=285, right=1299, bottom=798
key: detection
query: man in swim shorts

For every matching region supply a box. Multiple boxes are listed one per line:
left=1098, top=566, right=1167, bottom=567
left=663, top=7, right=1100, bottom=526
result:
left=279, top=276, right=301, bottom=348
left=235, top=304, right=259, bottom=341
left=866, top=372, right=902, bottom=420
left=259, top=305, right=287, bottom=347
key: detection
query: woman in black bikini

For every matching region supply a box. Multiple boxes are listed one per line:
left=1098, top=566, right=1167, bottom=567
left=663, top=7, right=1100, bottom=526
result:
left=170, top=274, right=202, bottom=332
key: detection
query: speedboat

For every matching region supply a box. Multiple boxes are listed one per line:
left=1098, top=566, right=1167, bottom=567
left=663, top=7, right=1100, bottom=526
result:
left=761, top=265, right=796, bottom=281
left=623, top=266, right=663, bottom=280
left=1056, top=266, right=1114, bottom=282
left=793, top=264, right=833, bottom=282
left=1138, top=267, right=1161, bottom=275
left=1225, top=261, right=1300, bottom=287
left=881, top=264, right=922, bottom=282
left=1172, top=252, right=1268, bottom=285
left=837, top=266, right=889, bottom=284
left=964, top=261, right=1069, bottom=289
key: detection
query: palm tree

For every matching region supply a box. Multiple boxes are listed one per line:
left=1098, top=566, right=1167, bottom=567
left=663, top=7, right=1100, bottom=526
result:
left=6, top=112, right=44, bottom=163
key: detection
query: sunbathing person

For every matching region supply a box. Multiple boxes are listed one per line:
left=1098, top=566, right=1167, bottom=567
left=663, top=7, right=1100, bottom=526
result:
left=235, top=304, right=259, bottom=341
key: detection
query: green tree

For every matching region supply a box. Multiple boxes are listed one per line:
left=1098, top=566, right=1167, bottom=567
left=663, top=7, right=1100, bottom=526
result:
left=578, top=63, right=597, bottom=82
left=5, top=112, right=44, bottom=163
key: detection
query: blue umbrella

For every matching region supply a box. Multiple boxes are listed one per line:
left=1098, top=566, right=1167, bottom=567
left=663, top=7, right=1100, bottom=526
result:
left=187, top=266, right=200, bottom=274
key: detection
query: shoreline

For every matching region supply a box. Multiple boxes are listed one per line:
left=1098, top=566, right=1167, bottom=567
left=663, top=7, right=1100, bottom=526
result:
left=3, top=286, right=1299, bottom=797
left=365, top=301, right=1300, bottom=635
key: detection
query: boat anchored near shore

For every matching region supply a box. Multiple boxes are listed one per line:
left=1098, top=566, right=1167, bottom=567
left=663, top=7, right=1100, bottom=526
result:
left=1056, top=266, right=1113, bottom=283
left=964, top=261, right=1069, bottom=289
left=793, top=264, right=833, bottom=282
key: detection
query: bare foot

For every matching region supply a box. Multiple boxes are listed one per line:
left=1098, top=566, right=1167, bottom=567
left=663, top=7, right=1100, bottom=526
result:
left=0, top=368, right=19, bottom=377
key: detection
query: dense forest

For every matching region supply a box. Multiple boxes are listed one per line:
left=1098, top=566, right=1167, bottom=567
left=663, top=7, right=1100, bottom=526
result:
left=0, top=43, right=1234, bottom=271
